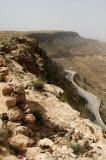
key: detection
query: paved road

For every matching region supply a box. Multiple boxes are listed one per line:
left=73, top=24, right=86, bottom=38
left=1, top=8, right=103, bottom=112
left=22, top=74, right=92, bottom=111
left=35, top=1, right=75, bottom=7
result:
left=65, top=70, right=106, bottom=131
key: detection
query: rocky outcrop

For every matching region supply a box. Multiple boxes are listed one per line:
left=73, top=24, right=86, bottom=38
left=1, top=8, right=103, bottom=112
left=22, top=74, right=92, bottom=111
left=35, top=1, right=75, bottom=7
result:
left=0, top=35, right=106, bottom=160
left=0, top=56, right=8, bottom=82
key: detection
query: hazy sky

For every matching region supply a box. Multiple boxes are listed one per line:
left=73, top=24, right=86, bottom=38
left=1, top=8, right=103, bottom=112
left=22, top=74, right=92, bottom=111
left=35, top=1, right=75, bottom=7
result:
left=0, top=0, right=106, bottom=41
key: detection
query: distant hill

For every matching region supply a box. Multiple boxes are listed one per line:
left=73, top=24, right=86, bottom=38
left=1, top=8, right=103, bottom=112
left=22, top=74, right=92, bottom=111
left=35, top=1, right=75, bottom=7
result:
left=27, top=31, right=106, bottom=57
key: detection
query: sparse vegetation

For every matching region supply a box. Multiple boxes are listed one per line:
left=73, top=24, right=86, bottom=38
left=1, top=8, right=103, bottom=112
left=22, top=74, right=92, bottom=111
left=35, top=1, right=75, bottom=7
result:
left=32, top=110, right=44, bottom=124
left=32, top=78, right=45, bottom=91
left=69, top=141, right=83, bottom=154
left=0, top=128, right=8, bottom=141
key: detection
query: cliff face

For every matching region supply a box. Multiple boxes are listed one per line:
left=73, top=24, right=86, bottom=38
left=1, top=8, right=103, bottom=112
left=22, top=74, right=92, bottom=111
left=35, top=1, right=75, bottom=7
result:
left=0, top=34, right=106, bottom=160
left=26, top=31, right=106, bottom=125
left=0, top=35, right=80, bottom=109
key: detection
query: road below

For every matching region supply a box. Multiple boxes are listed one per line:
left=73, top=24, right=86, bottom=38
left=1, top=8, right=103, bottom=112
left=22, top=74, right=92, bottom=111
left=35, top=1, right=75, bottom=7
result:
left=65, top=70, right=106, bottom=131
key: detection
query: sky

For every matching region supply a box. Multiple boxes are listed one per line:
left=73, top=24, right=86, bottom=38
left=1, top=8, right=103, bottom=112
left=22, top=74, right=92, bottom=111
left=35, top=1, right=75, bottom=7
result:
left=0, top=0, right=106, bottom=41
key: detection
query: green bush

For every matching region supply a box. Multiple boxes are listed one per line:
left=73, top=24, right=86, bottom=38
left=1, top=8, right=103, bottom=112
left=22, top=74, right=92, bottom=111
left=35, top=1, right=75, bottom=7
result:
left=0, top=128, right=8, bottom=141
left=32, top=79, right=44, bottom=91
left=32, top=110, right=44, bottom=125
left=69, top=142, right=83, bottom=154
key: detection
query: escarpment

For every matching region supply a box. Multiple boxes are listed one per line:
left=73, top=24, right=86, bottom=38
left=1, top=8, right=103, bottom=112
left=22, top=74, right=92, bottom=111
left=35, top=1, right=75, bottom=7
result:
left=0, top=36, right=80, bottom=108
left=0, top=34, right=106, bottom=160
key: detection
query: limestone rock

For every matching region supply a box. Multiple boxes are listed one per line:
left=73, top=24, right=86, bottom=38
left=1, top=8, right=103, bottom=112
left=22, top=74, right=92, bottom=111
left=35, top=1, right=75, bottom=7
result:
left=7, top=121, right=21, bottom=131
left=2, top=155, right=18, bottom=160
left=23, top=114, right=36, bottom=124
left=7, top=108, right=23, bottom=122
left=14, top=126, right=33, bottom=136
left=36, top=153, right=53, bottom=160
left=38, top=138, right=54, bottom=149
left=73, top=131, right=83, bottom=140
left=9, top=134, right=33, bottom=150
left=0, top=45, right=5, bottom=52
left=2, top=85, right=14, bottom=96
left=0, top=56, right=6, bottom=67
left=44, top=84, right=64, bottom=97
left=0, top=119, right=3, bottom=128
left=6, top=97, right=16, bottom=108
left=0, top=67, right=8, bottom=75
left=14, top=85, right=25, bottom=94
left=26, top=147, right=41, bottom=160
left=0, top=146, right=7, bottom=154
left=0, top=73, right=6, bottom=81
left=15, top=93, right=26, bottom=103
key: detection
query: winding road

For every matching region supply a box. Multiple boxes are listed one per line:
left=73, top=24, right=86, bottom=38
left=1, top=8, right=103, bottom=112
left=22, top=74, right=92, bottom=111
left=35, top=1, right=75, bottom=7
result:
left=65, top=70, right=106, bottom=131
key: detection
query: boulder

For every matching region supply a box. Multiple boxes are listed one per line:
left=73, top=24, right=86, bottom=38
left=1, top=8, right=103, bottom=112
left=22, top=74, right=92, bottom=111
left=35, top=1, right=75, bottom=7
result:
left=2, top=85, right=14, bottom=96
left=0, top=56, right=6, bottom=67
left=23, top=114, right=36, bottom=124
left=36, top=153, right=53, bottom=160
left=14, top=85, right=25, bottom=94
left=7, top=121, right=21, bottom=131
left=7, top=108, right=23, bottom=122
left=9, top=134, right=33, bottom=150
left=0, top=67, right=8, bottom=75
left=26, top=147, right=41, bottom=160
left=38, top=138, right=54, bottom=149
left=0, top=73, right=5, bottom=81
left=0, top=119, right=3, bottom=128
left=6, top=97, right=16, bottom=108
left=0, top=45, right=5, bottom=52
left=73, top=131, right=83, bottom=141
left=44, top=84, right=64, bottom=98
left=15, top=93, right=26, bottom=103
left=2, top=155, right=18, bottom=160
left=14, top=126, right=33, bottom=136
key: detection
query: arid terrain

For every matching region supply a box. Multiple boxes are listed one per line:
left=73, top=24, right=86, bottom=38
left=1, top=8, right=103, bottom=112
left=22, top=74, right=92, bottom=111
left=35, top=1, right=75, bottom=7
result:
left=0, top=32, right=106, bottom=160
left=26, top=31, right=106, bottom=123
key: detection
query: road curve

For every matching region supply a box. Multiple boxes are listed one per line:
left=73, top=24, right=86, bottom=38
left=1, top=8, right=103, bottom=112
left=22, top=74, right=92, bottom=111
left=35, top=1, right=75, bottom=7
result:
left=65, top=70, right=106, bottom=131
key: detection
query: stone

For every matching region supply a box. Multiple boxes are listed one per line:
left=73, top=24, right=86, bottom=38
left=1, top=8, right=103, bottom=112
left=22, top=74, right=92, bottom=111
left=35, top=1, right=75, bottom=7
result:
left=9, top=134, right=33, bottom=150
left=2, top=85, right=14, bottom=96
left=7, top=121, right=21, bottom=131
left=0, top=119, right=3, bottom=128
left=44, top=84, right=64, bottom=97
left=0, top=56, right=6, bottom=67
left=78, top=139, right=89, bottom=148
left=0, top=67, right=8, bottom=75
left=14, top=126, right=33, bottom=136
left=38, top=138, right=54, bottom=149
left=25, top=108, right=32, bottom=114
left=73, top=131, right=83, bottom=140
left=2, top=155, right=18, bottom=160
left=0, top=146, right=7, bottom=154
left=65, top=132, right=72, bottom=140
left=14, top=85, right=25, bottom=94
left=26, top=147, right=41, bottom=160
left=7, top=108, right=23, bottom=122
left=23, top=114, right=36, bottom=124
left=0, top=128, right=8, bottom=141
left=36, top=58, right=44, bottom=64
left=6, top=97, right=16, bottom=108
left=15, top=93, right=26, bottom=103
left=36, top=153, right=53, bottom=160
left=0, top=45, right=5, bottom=52
left=0, top=73, right=5, bottom=81
left=1, top=113, right=8, bottom=120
